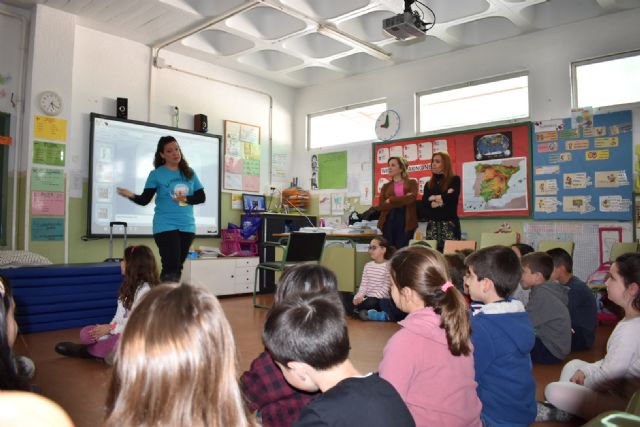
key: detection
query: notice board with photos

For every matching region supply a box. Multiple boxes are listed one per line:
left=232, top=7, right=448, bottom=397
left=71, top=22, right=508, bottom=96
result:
left=373, top=122, right=532, bottom=217
left=532, top=110, right=633, bottom=220
left=223, top=120, right=261, bottom=192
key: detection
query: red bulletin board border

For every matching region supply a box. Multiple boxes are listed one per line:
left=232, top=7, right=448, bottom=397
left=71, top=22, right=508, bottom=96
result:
left=372, top=122, right=532, bottom=217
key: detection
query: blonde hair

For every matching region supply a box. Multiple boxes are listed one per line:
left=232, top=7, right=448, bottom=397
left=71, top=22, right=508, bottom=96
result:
left=388, top=156, right=409, bottom=180
left=389, top=246, right=472, bottom=356
left=104, top=284, right=255, bottom=427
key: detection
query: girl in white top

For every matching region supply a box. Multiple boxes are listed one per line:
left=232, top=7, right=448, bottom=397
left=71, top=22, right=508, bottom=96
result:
left=541, top=252, right=640, bottom=421
left=54, top=245, right=159, bottom=361
left=353, top=237, right=395, bottom=319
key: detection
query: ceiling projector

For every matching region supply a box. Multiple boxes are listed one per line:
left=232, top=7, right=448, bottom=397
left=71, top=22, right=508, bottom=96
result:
left=383, top=11, right=428, bottom=40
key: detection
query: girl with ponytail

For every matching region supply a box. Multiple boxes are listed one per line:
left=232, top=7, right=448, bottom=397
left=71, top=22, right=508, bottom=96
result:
left=378, top=245, right=482, bottom=427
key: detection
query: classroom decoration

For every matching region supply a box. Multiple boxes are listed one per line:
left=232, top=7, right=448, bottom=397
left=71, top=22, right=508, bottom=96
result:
left=224, top=120, right=261, bottom=192
left=524, top=222, right=632, bottom=282
left=373, top=123, right=531, bottom=217
left=318, top=151, right=347, bottom=190
left=532, top=110, right=632, bottom=220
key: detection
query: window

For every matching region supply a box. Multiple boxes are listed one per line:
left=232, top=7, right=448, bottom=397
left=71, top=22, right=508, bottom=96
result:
left=573, top=50, right=640, bottom=109
left=417, top=73, right=529, bottom=133
left=308, top=101, right=386, bottom=149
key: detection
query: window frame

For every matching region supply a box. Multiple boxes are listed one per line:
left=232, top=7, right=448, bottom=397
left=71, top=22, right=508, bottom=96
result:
left=307, top=99, right=386, bottom=150
left=571, top=49, right=640, bottom=111
left=416, top=71, right=530, bottom=135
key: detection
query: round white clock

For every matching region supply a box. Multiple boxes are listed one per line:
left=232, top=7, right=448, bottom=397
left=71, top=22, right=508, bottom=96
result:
left=39, top=91, right=63, bottom=116
left=375, top=110, right=400, bottom=141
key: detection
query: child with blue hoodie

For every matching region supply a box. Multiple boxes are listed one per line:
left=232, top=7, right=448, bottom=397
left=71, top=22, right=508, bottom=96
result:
left=465, top=246, right=536, bottom=427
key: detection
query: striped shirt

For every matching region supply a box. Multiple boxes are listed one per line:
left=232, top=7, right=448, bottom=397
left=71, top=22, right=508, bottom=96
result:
left=355, top=261, right=391, bottom=300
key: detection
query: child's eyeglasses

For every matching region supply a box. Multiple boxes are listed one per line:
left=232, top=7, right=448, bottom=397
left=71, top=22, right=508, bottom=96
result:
left=368, top=246, right=380, bottom=251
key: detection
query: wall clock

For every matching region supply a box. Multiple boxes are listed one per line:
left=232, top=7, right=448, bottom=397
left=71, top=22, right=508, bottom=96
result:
left=39, top=91, right=63, bottom=116
left=375, top=110, right=400, bottom=141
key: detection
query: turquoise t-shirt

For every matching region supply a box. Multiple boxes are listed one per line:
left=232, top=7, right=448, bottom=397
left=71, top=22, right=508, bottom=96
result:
left=144, top=166, right=204, bottom=234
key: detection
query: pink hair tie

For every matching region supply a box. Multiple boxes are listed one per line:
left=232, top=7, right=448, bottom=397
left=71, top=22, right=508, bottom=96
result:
left=441, top=281, right=454, bottom=292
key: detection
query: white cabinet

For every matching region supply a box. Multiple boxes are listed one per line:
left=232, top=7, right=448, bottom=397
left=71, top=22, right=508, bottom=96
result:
left=183, top=257, right=259, bottom=296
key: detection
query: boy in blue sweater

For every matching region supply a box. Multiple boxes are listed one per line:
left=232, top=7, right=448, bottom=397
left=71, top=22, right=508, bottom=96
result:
left=465, top=246, right=536, bottom=427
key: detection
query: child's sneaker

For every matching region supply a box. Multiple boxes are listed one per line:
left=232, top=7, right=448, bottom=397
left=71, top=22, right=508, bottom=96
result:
left=535, top=401, right=576, bottom=422
left=358, top=310, right=370, bottom=321
left=15, top=356, right=36, bottom=380
left=367, top=309, right=389, bottom=322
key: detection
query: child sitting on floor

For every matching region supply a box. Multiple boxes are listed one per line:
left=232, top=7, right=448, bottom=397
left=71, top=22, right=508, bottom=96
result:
left=263, top=291, right=415, bottom=426
left=379, top=246, right=482, bottom=427
left=465, top=246, right=536, bottom=426
left=54, top=245, right=159, bottom=362
left=240, top=264, right=338, bottom=427
left=539, top=252, right=640, bottom=422
left=521, top=252, right=571, bottom=364
left=353, top=237, right=397, bottom=321
left=104, top=283, right=256, bottom=427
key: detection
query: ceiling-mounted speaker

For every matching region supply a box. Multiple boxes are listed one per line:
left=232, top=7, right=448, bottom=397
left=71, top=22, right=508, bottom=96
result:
left=116, top=97, right=128, bottom=119
left=194, top=114, right=208, bottom=133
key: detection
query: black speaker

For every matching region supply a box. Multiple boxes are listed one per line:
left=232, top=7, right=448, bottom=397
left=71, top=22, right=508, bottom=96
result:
left=194, top=114, right=208, bottom=133
left=116, top=97, right=128, bottom=119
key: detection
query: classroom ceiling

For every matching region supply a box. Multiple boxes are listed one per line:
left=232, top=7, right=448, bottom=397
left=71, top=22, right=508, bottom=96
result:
left=5, top=0, right=640, bottom=88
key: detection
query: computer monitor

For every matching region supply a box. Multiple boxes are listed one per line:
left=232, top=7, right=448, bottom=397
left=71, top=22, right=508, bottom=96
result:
left=242, top=193, right=267, bottom=213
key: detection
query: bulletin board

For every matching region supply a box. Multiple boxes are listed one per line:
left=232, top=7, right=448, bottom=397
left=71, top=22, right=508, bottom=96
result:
left=373, top=122, right=532, bottom=217
left=223, top=120, right=261, bottom=192
left=531, top=110, right=632, bottom=220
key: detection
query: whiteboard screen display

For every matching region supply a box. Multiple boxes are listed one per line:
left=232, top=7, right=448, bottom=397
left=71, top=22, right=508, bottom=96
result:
left=88, top=113, right=221, bottom=237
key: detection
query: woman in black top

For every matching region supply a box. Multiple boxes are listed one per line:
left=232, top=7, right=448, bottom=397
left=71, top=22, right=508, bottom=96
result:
left=422, top=152, right=461, bottom=251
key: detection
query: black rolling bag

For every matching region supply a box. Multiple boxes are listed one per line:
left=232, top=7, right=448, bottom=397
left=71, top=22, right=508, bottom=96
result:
left=105, top=221, right=128, bottom=262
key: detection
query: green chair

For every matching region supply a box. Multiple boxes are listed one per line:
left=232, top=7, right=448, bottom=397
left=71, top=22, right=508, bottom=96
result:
left=538, top=239, right=575, bottom=256
left=626, top=390, right=640, bottom=416
left=479, top=232, right=518, bottom=249
left=253, top=232, right=326, bottom=308
left=610, top=242, right=639, bottom=262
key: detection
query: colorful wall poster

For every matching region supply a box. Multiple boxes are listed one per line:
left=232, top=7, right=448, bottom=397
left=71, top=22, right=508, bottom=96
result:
left=223, top=120, right=260, bottom=192
left=532, top=110, right=632, bottom=220
left=31, top=217, right=64, bottom=241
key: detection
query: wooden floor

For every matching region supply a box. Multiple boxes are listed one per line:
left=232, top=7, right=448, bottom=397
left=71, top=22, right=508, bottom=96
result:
left=14, top=294, right=612, bottom=427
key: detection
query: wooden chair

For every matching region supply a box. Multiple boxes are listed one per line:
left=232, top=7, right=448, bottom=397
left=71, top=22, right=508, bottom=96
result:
left=443, top=240, right=477, bottom=254
left=538, top=239, right=575, bottom=256
left=479, top=232, right=518, bottom=249
left=253, top=232, right=326, bottom=308
left=610, top=242, right=639, bottom=262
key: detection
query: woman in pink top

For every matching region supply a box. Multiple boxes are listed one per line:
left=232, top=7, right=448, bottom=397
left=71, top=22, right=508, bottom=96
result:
left=379, top=245, right=482, bottom=427
left=377, top=157, right=418, bottom=249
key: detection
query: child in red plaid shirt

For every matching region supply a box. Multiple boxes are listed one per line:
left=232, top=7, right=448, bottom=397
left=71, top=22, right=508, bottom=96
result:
left=240, top=264, right=339, bottom=427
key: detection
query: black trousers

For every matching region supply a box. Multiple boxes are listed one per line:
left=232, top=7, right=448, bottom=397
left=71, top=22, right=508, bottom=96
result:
left=154, top=230, right=195, bottom=282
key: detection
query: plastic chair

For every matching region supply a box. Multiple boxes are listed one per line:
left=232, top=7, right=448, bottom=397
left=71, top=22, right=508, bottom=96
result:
left=443, top=240, right=477, bottom=254
left=610, top=242, right=639, bottom=262
left=538, top=239, right=575, bottom=256
left=626, top=390, right=640, bottom=416
left=479, top=232, right=518, bottom=249
left=253, top=232, right=327, bottom=308
left=582, top=411, right=640, bottom=426
left=409, top=239, right=438, bottom=249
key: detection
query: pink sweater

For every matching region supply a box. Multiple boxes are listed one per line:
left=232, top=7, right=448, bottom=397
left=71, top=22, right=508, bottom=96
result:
left=379, top=307, right=482, bottom=427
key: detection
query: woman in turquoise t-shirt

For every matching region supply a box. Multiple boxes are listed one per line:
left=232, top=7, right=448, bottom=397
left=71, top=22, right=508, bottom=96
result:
left=117, top=136, right=205, bottom=282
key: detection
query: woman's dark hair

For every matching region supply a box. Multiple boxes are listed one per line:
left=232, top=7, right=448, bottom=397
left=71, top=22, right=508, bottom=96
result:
left=428, top=152, right=454, bottom=193
left=153, top=136, right=193, bottom=180
left=372, top=236, right=396, bottom=260
left=613, top=252, right=640, bottom=312
left=120, top=245, right=160, bottom=310
left=444, top=253, right=466, bottom=293
left=389, top=246, right=472, bottom=356
left=0, top=276, right=29, bottom=391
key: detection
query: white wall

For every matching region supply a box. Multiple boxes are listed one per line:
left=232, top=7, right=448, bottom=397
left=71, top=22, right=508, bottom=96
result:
left=292, top=8, right=640, bottom=188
